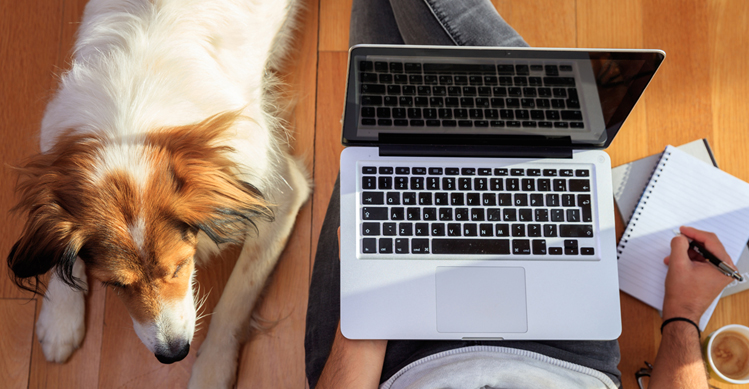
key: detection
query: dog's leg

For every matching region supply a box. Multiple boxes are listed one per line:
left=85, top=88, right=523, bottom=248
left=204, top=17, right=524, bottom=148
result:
left=36, top=258, right=88, bottom=363
left=189, top=156, right=310, bottom=388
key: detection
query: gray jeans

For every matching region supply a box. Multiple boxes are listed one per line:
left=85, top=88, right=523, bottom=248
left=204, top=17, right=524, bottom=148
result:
left=305, top=1, right=622, bottom=388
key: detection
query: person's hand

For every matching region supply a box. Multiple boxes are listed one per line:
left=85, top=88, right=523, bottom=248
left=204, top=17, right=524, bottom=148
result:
left=662, top=226, right=736, bottom=322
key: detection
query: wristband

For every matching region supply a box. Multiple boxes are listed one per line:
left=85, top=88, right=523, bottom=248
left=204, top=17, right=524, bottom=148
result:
left=661, top=317, right=701, bottom=338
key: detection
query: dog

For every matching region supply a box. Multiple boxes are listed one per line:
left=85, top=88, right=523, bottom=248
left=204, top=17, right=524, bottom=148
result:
left=6, top=0, right=309, bottom=387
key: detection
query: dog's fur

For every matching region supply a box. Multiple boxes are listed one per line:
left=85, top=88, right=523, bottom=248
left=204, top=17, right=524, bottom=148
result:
left=7, top=0, right=309, bottom=386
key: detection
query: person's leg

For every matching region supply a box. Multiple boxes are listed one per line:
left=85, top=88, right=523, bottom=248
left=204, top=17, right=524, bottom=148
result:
left=389, top=0, right=529, bottom=47
left=304, top=177, right=341, bottom=389
left=349, top=0, right=404, bottom=46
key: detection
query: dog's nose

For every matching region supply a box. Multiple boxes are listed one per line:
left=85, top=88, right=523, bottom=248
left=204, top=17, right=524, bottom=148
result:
left=154, top=342, right=190, bottom=364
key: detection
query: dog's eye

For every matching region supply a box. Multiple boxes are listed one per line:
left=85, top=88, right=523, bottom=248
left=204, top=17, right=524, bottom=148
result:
left=172, top=258, right=191, bottom=278
left=102, top=280, right=127, bottom=289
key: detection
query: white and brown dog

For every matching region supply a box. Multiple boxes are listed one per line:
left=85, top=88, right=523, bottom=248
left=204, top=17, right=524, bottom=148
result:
left=7, top=0, right=309, bottom=387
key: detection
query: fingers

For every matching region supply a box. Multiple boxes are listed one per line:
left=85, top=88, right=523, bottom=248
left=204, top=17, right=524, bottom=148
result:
left=668, top=234, right=690, bottom=265
left=679, top=226, right=735, bottom=266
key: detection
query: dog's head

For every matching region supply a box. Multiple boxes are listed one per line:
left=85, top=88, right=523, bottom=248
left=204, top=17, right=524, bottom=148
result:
left=7, top=112, right=272, bottom=363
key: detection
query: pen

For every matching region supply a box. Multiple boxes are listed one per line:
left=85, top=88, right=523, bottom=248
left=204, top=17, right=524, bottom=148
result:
left=672, top=230, right=744, bottom=282
left=687, top=240, right=743, bottom=282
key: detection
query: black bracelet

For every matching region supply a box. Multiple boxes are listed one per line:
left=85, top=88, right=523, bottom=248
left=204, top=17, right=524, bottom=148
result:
left=661, top=317, right=701, bottom=338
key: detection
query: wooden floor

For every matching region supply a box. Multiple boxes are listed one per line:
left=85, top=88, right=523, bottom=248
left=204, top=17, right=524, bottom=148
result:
left=1, top=0, right=748, bottom=388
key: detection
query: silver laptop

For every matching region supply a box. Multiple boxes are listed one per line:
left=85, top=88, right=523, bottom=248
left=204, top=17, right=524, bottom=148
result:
left=339, top=45, right=665, bottom=340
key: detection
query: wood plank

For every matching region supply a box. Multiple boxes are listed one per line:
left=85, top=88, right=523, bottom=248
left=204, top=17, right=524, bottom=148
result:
left=642, top=0, right=712, bottom=154
left=310, top=51, right=347, bottom=263
left=318, top=0, right=353, bottom=52
left=493, top=0, right=576, bottom=47
left=0, top=299, right=36, bottom=389
left=705, top=1, right=749, bottom=387
left=28, top=282, right=106, bottom=389
left=0, top=0, right=64, bottom=299
left=236, top=0, right=319, bottom=386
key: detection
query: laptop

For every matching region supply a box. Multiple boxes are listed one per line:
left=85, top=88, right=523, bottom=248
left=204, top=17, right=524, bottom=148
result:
left=339, top=45, right=665, bottom=340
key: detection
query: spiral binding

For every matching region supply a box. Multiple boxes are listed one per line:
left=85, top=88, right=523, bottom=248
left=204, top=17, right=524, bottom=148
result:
left=617, top=150, right=672, bottom=259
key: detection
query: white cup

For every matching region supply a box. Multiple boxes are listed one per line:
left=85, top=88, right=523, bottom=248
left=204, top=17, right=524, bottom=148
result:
left=704, top=324, right=749, bottom=384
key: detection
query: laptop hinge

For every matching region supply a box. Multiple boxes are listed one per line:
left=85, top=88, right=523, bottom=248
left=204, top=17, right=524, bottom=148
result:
left=377, top=133, right=574, bottom=159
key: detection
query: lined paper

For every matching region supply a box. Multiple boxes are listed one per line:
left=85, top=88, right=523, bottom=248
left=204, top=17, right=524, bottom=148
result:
left=617, top=146, right=749, bottom=329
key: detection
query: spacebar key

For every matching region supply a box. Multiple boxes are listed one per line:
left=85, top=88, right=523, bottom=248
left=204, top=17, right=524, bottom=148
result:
left=432, top=239, right=511, bottom=254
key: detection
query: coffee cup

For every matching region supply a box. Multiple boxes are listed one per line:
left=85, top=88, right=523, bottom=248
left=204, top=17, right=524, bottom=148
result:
left=704, top=324, right=749, bottom=384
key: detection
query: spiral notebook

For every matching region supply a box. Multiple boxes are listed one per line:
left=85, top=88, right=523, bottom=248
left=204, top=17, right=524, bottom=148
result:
left=617, top=145, right=749, bottom=329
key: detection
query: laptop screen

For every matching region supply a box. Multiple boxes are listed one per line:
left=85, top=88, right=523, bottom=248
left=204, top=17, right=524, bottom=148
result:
left=341, top=45, right=664, bottom=149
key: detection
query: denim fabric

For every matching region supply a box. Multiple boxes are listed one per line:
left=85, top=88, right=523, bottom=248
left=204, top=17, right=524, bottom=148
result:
left=350, top=0, right=529, bottom=47
left=306, top=1, right=621, bottom=388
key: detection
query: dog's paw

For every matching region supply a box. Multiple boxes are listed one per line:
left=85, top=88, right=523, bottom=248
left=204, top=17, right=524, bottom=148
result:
left=36, top=282, right=87, bottom=363
left=188, top=340, right=239, bottom=389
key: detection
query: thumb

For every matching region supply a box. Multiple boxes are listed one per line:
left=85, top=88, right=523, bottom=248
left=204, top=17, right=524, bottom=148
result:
left=668, top=235, right=690, bottom=265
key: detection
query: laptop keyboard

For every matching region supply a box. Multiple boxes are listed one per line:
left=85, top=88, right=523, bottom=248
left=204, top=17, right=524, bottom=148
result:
left=358, top=62, right=584, bottom=129
left=358, top=164, right=597, bottom=258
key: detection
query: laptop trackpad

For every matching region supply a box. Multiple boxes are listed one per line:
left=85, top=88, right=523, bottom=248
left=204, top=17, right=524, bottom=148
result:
left=435, top=267, right=528, bottom=333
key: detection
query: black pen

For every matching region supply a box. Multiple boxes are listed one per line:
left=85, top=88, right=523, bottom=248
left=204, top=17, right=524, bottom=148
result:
left=686, top=239, right=744, bottom=282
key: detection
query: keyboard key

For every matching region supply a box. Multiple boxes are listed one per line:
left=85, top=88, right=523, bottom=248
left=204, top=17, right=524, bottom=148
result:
left=362, top=84, right=385, bottom=94
left=549, top=247, right=563, bottom=255
left=439, top=208, right=453, bottom=221
left=362, top=223, right=380, bottom=236
left=431, top=223, right=445, bottom=236
left=447, top=223, right=461, bottom=236
left=565, top=209, right=580, bottom=222
left=359, top=61, right=373, bottom=71
left=544, top=224, right=557, bottom=237
left=495, top=224, right=510, bottom=237
left=560, top=225, right=594, bottom=237
left=399, top=222, right=412, bottom=236
left=405, top=63, right=422, bottom=73
left=422, top=207, right=436, bottom=220
left=395, top=238, right=409, bottom=253
left=494, top=168, right=509, bottom=176
left=575, top=169, right=590, bottom=177
left=535, top=209, right=549, bottom=222
left=532, top=239, right=546, bottom=254
left=513, top=239, right=531, bottom=254
left=386, top=192, right=400, bottom=205
left=406, top=207, right=421, bottom=221
left=432, top=239, right=510, bottom=254
left=581, top=247, right=595, bottom=255
left=362, top=238, right=376, bottom=253
left=564, top=240, right=579, bottom=255
left=463, top=224, right=478, bottom=236
left=362, top=176, right=376, bottom=189
left=411, top=239, right=430, bottom=254
left=415, top=223, right=429, bottom=236
left=569, top=179, right=591, bottom=192
left=384, top=223, right=396, bottom=236
left=378, top=176, right=392, bottom=189
left=512, top=224, right=525, bottom=237
left=479, top=224, right=494, bottom=237
left=362, top=207, right=388, bottom=220
left=391, top=207, right=405, bottom=220
left=362, top=192, right=384, bottom=204
left=454, top=208, right=468, bottom=221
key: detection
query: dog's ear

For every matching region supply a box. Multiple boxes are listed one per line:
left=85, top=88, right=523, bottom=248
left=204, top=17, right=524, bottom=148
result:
left=7, top=134, right=95, bottom=294
left=7, top=210, right=87, bottom=295
left=148, top=112, right=275, bottom=245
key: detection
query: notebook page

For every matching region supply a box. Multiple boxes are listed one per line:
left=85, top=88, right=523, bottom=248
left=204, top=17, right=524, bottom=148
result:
left=617, top=146, right=749, bottom=329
